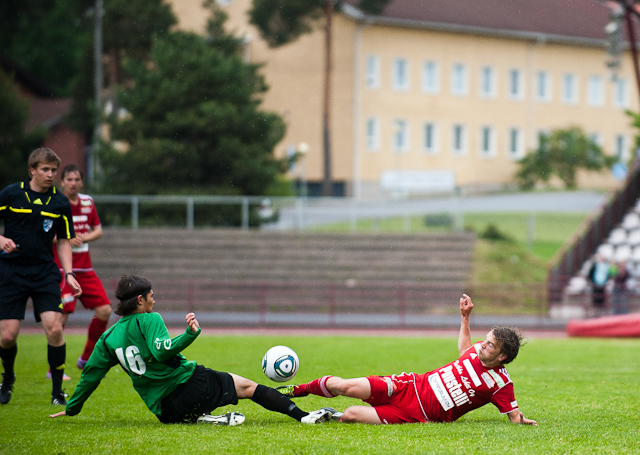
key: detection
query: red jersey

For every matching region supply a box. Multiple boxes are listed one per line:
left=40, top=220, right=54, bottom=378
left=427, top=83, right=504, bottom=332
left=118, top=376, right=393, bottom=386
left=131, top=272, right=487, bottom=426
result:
left=418, top=341, right=518, bottom=422
left=54, top=193, right=101, bottom=272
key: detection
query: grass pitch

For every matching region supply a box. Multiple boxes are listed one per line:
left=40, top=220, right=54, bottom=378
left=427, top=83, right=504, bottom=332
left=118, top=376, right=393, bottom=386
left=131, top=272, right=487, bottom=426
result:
left=1, top=333, right=638, bottom=454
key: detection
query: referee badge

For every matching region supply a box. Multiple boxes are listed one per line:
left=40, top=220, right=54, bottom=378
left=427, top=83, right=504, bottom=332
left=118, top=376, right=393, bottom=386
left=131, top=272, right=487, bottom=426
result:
left=43, top=219, right=54, bottom=232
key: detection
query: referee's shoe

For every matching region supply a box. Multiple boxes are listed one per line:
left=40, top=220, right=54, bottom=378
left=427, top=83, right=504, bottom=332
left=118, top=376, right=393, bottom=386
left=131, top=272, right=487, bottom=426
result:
left=51, top=391, right=68, bottom=406
left=0, top=373, right=15, bottom=404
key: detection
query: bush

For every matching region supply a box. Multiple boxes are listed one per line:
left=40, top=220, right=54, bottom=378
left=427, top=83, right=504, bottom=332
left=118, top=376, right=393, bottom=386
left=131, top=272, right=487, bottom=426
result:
left=479, top=223, right=513, bottom=242
left=424, top=212, right=453, bottom=227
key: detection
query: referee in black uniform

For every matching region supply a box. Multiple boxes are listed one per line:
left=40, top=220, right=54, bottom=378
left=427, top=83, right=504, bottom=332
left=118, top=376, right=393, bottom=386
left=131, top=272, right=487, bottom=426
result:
left=0, top=148, right=82, bottom=405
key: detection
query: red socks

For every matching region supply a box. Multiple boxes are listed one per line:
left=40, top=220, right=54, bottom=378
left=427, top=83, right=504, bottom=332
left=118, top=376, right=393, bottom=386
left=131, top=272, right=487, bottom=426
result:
left=295, top=375, right=335, bottom=398
left=80, top=317, right=108, bottom=361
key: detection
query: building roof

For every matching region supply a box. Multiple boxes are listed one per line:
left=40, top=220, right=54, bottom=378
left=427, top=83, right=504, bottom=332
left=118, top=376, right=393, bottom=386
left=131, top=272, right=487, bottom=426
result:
left=0, top=53, right=56, bottom=97
left=25, top=98, right=72, bottom=132
left=343, top=0, right=620, bottom=46
left=0, top=53, right=72, bottom=132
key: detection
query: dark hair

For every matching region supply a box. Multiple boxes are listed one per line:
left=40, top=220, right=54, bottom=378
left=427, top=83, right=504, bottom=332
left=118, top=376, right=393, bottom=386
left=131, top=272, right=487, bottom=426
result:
left=491, top=326, right=526, bottom=364
left=28, top=148, right=61, bottom=176
left=61, top=164, right=84, bottom=181
left=114, top=275, right=152, bottom=316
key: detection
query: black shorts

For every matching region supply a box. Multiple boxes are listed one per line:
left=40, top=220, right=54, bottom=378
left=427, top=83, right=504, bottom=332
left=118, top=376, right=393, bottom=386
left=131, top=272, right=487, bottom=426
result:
left=0, top=260, right=62, bottom=322
left=158, top=365, right=239, bottom=423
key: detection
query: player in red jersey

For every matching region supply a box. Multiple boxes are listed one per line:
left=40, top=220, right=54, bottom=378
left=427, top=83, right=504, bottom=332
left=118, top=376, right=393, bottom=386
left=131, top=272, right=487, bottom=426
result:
left=53, top=165, right=112, bottom=372
left=277, top=294, right=537, bottom=426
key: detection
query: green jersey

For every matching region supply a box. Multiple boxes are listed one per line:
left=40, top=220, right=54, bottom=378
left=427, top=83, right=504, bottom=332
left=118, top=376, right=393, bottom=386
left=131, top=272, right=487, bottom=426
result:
left=66, top=312, right=201, bottom=416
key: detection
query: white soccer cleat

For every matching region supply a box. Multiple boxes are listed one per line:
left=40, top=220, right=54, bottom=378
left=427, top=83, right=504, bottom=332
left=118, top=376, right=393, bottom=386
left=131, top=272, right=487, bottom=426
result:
left=301, top=407, right=338, bottom=424
left=197, top=412, right=245, bottom=426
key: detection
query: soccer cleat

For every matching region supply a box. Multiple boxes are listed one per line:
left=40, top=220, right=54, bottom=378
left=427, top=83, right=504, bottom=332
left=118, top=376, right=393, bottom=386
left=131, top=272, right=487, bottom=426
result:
left=77, top=357, right=88, bottom=370
left=51, top=391, right=69, bottom=406
left=322, top=407, right=343, bottom=420
left=46, top=370, right=71, bottom=381
left=197, top=412, right=245, bottom=426
left=275, top=384, right=296, bottom=398
left=0, top=373, right=16, bottom=405
left=301, top=408, right=335, bottom=424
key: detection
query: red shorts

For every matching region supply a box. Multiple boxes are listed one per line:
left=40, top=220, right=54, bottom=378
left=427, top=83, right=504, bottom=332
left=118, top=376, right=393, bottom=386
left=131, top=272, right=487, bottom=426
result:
left=365, top=373, right=428, bottom=425
left=60, top=270, right=111, bottom=313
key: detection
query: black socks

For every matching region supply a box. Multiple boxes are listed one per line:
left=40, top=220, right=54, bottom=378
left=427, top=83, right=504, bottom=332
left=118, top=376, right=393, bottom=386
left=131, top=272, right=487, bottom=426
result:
left=251, top=384, right=307, bottom=421
left=48, top=343, right=66, bottom=395
left=0, top=344, right=17, bottom=378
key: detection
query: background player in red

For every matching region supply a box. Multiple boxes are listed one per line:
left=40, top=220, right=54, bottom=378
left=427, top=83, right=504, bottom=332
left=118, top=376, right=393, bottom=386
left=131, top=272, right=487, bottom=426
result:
left=53, top=165, right=112, bottom=373
left=277, top=294, right=537, bottom=426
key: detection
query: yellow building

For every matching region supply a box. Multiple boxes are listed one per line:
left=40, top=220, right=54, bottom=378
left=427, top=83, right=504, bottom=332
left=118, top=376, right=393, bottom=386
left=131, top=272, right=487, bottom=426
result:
left=169, top=0, right=638, bottom=198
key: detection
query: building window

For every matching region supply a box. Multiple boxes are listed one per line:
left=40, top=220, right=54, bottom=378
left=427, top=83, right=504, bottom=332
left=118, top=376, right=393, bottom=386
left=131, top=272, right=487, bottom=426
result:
left=589, top=132, right=603, bottom=148
left=392, top=119, right=409, bottom=152
left=479, top=126, right=496, bottom=157
left=536, top=129, right=550, bottom=149
left=508, top=69, right=523, bottom=99
left=536, top=71, right=551, bottom=102
left=479, top=66, right=496, bottom=98
left=588, top=75, right=604, bottom=106
left=393, top=58, right=410, bottom=91
left=451, top=124, right=467, bottom=156
left=507, top=127, right=523, bottom=158
left=451, top=63, right=468, bottom=96
left=615, top=134, right=629, bottom=161
left=614, top=78, right=629, bottom=108
left=366, top=117, right=380, bottom=151
left=422, top=61, right=440, bottom=93
left=423, top=122, right=439, bottom=154
left=563, top=73, right=578, bottom=104
left=366, top=55, right=380, bottom=89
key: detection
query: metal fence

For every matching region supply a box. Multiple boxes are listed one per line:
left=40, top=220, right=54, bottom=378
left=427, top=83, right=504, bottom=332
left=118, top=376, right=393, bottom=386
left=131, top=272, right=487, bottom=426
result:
left=92, top=278, right=547, bottom=328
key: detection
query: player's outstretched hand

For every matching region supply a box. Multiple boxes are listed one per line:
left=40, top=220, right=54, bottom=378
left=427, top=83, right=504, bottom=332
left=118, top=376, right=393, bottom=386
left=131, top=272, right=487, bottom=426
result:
left=459, top=294, right=474, bottom=317
left=509, top=410, right=537, bottom=426
left=519, top=412, right=537, bottom=426
left=50, top=410, right=66, bottom=418
left=186, top=312, right=200, bottom=333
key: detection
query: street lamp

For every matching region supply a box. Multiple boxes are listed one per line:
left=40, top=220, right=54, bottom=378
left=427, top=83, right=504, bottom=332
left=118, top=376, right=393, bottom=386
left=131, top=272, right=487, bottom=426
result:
left=297, top=142, right=309, bottom=197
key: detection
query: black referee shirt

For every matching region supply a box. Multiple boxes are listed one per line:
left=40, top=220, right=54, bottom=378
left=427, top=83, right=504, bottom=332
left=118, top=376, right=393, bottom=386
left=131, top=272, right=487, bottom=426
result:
left=0, top=181, right=75, bottom=265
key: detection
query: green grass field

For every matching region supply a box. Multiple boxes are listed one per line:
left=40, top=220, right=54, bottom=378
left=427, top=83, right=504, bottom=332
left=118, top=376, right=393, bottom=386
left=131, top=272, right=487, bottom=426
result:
left=1, top=333, right=638, bottom=454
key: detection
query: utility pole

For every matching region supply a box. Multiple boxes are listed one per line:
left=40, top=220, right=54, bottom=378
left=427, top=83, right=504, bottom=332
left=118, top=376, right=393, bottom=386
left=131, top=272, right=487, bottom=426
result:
left=89, top=0, right=104, bottom=188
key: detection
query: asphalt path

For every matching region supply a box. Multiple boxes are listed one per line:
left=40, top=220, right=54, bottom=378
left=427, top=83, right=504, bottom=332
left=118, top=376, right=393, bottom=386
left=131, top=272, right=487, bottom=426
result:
left=266, top=190, right=608, bottom=230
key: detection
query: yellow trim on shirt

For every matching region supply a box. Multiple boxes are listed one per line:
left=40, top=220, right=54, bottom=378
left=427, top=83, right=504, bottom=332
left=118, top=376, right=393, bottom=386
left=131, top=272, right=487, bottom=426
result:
left=9, top=207, right=32, bottom=213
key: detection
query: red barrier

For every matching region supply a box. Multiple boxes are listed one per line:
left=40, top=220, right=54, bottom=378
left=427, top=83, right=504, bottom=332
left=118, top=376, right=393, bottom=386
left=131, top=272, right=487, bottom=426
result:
left=566, top=313, right=640, bottom=337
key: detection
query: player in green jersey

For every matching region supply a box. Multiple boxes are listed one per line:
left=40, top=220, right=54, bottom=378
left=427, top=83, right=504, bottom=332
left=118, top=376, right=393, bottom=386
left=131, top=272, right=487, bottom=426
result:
left=50, top=274, right=338, bottom=425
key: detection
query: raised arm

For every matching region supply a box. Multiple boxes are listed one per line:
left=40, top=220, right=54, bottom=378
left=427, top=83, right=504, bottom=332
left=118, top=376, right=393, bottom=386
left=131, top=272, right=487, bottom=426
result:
left=458, top=294, right=474, bottom=355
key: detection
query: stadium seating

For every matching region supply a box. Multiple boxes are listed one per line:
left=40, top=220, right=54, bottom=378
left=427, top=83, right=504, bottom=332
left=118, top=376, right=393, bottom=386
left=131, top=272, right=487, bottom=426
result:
left=566, top=201, right=640, bottom=315
left=86, top=229, right=477, bottom=325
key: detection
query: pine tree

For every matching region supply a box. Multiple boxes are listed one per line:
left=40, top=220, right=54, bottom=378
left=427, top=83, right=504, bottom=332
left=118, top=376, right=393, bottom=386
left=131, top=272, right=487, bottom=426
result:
left=0, top=69, right=46, bottom=188
left=102, top=7, right=287, bottom=199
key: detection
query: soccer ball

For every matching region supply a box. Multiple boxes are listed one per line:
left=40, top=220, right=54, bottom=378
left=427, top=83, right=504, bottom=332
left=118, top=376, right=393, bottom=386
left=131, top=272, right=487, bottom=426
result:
left=262, top=345, right=299, bottom=382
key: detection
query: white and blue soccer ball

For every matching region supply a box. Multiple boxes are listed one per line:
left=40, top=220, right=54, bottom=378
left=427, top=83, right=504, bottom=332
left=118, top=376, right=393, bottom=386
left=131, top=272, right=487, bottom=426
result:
left=262, top=345, right=299, bottom=383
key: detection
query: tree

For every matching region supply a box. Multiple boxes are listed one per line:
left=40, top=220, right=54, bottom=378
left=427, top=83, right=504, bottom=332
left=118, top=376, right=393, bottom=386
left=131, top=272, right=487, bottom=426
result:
left=515, top=127, right=617, bottom=189
left=0, top=0, right=93, bottom=96
left=249, top=0, right=390, bottom=196
left=102, top=18, right=287, bottom=197
left=102, top=0, right=176, bottom=101
left=0, top=69, right=46, bottom=189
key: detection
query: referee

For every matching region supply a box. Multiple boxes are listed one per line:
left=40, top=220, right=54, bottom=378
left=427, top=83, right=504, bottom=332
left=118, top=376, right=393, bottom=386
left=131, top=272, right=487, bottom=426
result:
left=0, top=148, right=82, bottom=405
